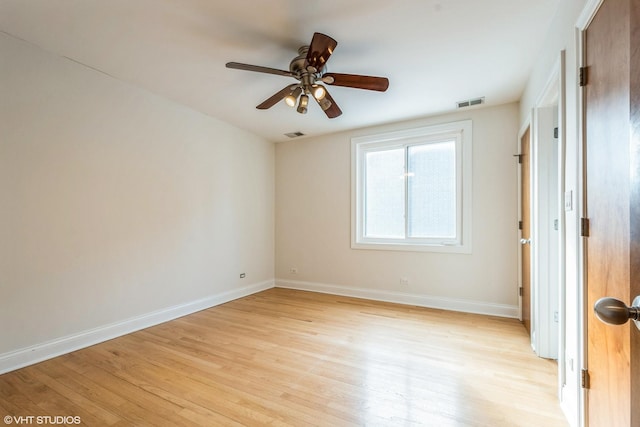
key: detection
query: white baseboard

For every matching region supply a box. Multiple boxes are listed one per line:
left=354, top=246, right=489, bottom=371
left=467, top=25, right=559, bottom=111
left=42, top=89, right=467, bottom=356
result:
left=276, top=279, right=519, bottom=318
left=0, top=280, right=274, bottom=375
left=1, top=279, right=519, bottom=374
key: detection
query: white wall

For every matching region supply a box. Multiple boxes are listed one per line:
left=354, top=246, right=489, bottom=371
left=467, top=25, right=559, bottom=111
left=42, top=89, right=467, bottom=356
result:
left=275, top=103, right=520, bottom=316
left=519, top=1, right=588, bottom=426
left=0, top=33, right=275, bottom=370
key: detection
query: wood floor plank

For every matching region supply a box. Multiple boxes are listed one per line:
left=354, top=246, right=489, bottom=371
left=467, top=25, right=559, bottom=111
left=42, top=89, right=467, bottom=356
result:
left=0, top=288, right=567, bottom=426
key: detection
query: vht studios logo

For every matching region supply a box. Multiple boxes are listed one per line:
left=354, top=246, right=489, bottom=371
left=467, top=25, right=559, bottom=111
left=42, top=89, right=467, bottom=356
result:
left=4, top=415, right=82, bottom=425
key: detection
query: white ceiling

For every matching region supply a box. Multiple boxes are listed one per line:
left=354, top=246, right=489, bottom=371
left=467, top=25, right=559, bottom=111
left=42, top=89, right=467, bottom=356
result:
left=0, top=0, right=559, bottom=142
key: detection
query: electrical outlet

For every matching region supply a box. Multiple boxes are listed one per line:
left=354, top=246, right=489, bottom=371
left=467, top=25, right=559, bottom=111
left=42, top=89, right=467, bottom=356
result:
left=400, top=277, right=409, bottom=286
left=289, top=267, right=298, bottom=275
left=240, top=273, right=246, bottom=279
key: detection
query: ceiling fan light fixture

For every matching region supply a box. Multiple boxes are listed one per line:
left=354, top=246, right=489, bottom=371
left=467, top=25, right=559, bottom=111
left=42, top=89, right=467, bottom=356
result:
left=297, top=94, right=309, bottom=114
left=284, top=95, right=296, bottom=107
left=312, top=85, right=326, bottom=100
left=284, top=87, right=302, bottom=107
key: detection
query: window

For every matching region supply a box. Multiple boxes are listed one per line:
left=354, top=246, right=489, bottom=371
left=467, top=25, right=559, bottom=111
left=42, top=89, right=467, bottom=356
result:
left=351, top=120, right=472, bottom=253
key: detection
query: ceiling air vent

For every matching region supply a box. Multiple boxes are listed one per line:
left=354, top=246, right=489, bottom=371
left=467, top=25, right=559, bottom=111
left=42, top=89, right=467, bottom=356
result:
left=284, top=131, right=305, bottom=138
left=456, top=97, right=485, bottom=109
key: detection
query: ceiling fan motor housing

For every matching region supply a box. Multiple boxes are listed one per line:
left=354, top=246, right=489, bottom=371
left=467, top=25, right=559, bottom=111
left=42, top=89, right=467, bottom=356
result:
left=289, top=46, right=309, bottom=76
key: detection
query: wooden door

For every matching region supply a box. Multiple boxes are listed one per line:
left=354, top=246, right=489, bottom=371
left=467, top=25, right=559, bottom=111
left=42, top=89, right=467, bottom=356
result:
left=584, top=0, right=640, bottom=425
left=521, top=127, right=532, bottom=334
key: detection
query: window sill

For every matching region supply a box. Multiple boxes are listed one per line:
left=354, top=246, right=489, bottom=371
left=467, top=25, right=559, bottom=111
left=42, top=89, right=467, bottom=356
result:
left=351, top=241, right=472, bottom=254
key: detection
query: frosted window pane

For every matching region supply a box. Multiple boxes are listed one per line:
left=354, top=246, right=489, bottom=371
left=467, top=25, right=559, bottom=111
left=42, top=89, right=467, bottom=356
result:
left=365, top=149, right=405, bottom=238
left=407, top=141, right=456, bottom=238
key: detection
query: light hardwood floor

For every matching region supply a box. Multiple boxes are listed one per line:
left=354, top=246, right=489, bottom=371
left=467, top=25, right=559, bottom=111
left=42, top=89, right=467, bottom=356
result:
left=0, top=288, right=568, bottom=426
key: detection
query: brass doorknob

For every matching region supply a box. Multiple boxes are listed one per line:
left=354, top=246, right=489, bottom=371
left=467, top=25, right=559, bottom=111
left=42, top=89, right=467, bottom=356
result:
left=594, top=296, right=640, bottom=330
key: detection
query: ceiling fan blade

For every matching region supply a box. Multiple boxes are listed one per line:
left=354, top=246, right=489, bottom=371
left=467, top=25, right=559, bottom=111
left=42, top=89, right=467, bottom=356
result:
left=316, top=89, right=342, bottom=119
left=304, top=33, right=337, bottom=72
left=226, top=62, right=293, bottom=78
left=322, top=73, right=389, bottom=92
left=256, top=85, right=297, bottom=110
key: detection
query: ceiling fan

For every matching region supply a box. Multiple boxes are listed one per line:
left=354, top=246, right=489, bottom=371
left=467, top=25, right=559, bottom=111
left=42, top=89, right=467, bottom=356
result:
left=226, top=32, right=389, bottom=119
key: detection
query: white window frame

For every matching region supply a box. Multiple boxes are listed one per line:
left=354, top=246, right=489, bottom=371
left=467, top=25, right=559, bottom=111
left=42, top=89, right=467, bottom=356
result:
left=351, top=120, right=472, bottom=253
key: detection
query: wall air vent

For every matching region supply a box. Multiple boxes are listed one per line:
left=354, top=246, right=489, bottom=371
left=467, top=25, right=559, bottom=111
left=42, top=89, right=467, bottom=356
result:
left=284, top=131, right=305, bottom=138
left=456, top=97, right=485, bottom=109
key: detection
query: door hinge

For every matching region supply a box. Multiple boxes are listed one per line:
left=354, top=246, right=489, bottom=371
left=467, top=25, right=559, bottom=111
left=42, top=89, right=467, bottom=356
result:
left=579, top=66, right=588, bottom=87
left=554, top=127, right=559, bottom=139
left=581, top=369, right=590, bottom=389
left=513, top=154, right=522, bottom=164
left=581, top=217, right=590, bottom=237
left=519, top=287, right=523, bottom=297
left=518, top=220, right=523, bottom=230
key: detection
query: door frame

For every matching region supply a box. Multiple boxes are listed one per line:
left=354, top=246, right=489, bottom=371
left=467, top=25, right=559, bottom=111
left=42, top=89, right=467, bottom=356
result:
left=517, top=120, right=531, bottom=326
left=576, top=1, right=606, bottom=426
left=518, top=103, right=560, bottom=354
left=531, top=56, right=564, bottom=361
left=519, top=50, right=568, bottom=417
